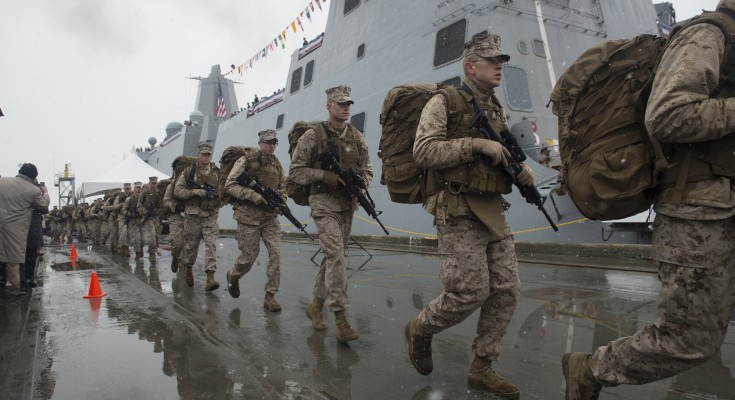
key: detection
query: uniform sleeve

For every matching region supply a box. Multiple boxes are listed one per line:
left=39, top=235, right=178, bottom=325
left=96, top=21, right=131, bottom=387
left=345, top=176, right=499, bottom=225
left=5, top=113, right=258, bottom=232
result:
left=137, top=192, right=148, bottom=216
left=173, top=166, right=197, bottom=199
left=413, top=94, right=474, bottom=169
left=646, top=24, right=735, bottom=143
left=288, top=129, right=326, bottom=184
left=225, top=156, right=261, bottom=203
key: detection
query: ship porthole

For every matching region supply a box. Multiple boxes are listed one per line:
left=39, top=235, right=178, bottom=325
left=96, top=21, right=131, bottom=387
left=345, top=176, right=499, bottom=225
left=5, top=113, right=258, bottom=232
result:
left=517, top=40, right=528, bottom=55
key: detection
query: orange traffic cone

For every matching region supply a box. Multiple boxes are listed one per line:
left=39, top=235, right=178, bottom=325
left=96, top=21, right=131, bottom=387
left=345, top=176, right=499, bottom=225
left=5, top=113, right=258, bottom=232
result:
left=70, top=244, right=78, bottom=260
left=83, top=271, right=107, bottom=298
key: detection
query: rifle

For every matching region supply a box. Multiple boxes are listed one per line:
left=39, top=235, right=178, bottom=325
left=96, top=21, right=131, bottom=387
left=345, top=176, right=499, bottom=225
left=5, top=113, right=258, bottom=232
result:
left=124, top=205, right=133, bottom=226
left=141, top=199, right=159, bottom=225
left=465, top=91, right=559, bottom=232
left=236, top=171, right=314, bottom=240
left=186, top=180, right=219, bottom=199
left=320, top=151, right=390, bottom=235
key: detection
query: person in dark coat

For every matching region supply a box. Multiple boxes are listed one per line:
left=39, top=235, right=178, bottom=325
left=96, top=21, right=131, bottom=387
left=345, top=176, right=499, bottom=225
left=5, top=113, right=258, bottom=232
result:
left=0, top=163, right=50, bottom=298
left=22, top=181, right=49, bottom=288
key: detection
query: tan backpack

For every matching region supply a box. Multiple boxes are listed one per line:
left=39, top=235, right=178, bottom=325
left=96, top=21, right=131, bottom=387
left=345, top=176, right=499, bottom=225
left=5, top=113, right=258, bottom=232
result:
left=550, top=11, right=735, bottom=220
left=218, top=146, right=259, bottom=204
left=285, top=121, right=327, bottom=206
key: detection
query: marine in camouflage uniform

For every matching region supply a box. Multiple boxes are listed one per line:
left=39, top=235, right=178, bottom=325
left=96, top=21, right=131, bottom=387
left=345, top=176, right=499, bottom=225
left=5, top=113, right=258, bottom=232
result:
left=173, top=143, right=222, bottom=291
left=103, top=188, right=124, bottom=253
left=163, top=173, right=185, bottom=273
left=61, top=204, right=74, bottom=243
left=405, top=35, right=535, bottom=399
left=87, top=199, right=105, bottom=244
left=123, top=182, right=144, bottom=259
left=72, top=203, right=88, bottom=243
left=113, top=183, right=134, bottom=257
left=224, top=129, right=286, bottom=312
left=563, top=2, right=735, bottom=399
left=138, top=176, right=162, bottom=262
left=289, top=85, right=373, bottom=343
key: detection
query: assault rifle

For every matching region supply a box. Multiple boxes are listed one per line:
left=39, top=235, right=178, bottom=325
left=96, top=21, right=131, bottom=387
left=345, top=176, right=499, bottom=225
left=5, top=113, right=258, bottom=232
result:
left=321, top=151, right=390, bottom=235
left=236, top=171, right=314, bottom=240
left=141, top=199, right=159, bottom=225
left=186, top=180, right=219, bottom=199
left=124, top=205, right=133, bottom=226
left=467, top=96, right=559, bottom=232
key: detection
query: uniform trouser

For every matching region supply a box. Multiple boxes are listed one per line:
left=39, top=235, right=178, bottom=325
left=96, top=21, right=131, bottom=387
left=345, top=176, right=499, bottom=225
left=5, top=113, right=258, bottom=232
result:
left=142, top=219, right=159, bottom=255
left=90, top=220, right=102, bottom=244
left=3, top=262, right=22, bottom=295
left=118, top=218, right=130, bottom=250
left=65, top=221, right=73, bottom=242
left=128, top=221, right=143, bottom=253
left=169, top=213, right=185, bottom=262
left=417, top=216, right=520, bottom=359
left=101, top=217, right=110, bottom=244
left=231, top=218, right=281, bottom=293
left=592, top=215, right=735, bottom=386
left=182, top=213, right=218, bottom=272
left=312, top=208, right=353, bottom=311
left=108, top=217, right=118, bottom=249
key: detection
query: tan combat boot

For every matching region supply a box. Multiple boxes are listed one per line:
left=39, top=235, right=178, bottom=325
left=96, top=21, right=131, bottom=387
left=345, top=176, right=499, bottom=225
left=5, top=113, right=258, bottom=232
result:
left=226, top=270, right=239, bottom=298
left=562, top=352, right=602, bottom=400
left=334, top=310, right=359, bottom=343
left=467, top=356, right=519, bottom=399
left=184, top=264, right=194, bottom=287
left=305, top=299, right=327, bottom=331
left=263, top=292, right=282, bottom=312
left=405, top=319, right=433, bottom=375
left=170, top=257, right=178, bottom=273
left=205, top=270, right=220, bottom=291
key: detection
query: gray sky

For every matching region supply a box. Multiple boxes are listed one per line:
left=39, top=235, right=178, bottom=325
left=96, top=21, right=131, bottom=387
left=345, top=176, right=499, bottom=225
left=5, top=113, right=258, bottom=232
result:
left=0, top=0, right=720, bottom=204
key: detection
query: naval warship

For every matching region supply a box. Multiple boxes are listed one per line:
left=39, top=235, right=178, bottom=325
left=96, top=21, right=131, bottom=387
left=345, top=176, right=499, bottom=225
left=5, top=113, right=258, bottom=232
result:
left=138, top=0, right=674, bottom=244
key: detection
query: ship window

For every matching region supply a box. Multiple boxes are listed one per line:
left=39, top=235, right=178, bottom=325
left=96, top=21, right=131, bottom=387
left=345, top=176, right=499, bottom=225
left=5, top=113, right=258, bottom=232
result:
left=532, top=39, right=546, bottom=57
left=439, top=77, right=461, bottom=88
left=357, top=44, right=365, bottom=59
left=276, top=114, right=285, bottom=130
left=433, top=19, right=466, bottom=67
left=344, top=0, right=360, bottom=15
left=472, top=30, right=488, bottom=39
left=290, top=67, right=302, bottom=94
left=304, top=60, right=315, bottom=87
left=517, top=40, right=529, bottom=55
left=502, top=66, right=533, bottom=112
left=350, top=112, right=366, bottom=134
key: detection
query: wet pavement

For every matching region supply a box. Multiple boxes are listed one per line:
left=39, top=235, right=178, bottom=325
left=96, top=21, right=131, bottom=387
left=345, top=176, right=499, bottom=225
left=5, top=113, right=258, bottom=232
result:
left=1, top=237, right=733, bottom=400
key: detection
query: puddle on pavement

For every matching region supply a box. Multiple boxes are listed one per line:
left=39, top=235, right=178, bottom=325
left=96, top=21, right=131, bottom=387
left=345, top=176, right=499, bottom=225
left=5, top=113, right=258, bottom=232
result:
left=50, top=260, right=106, bottom=271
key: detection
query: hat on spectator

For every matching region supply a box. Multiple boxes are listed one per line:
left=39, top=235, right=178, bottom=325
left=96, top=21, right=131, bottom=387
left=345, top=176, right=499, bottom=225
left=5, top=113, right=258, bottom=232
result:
left=18, top=163, right=38, bottom=180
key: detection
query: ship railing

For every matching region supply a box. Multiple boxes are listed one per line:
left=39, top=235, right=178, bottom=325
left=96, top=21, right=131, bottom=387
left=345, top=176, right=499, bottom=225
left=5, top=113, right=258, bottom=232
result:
left=298, top=33, right=324, bottom=60
left=247, top=90, right=285, bottom=117
left=160, top=131, right=182, bottom=147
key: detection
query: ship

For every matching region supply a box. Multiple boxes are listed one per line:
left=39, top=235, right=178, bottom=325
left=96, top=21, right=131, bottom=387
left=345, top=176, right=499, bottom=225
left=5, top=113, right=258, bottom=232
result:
left=138, top=0, right=675, bottom=244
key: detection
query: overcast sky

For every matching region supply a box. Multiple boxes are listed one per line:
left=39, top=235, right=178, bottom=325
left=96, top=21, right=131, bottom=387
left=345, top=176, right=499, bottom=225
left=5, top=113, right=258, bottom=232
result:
left=0, top=0, right=720, bottom=204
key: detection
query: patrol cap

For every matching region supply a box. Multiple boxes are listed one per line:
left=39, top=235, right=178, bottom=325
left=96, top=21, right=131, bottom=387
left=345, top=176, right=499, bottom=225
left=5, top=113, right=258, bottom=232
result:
left=464, top=34, right=510, bottom=62
left=258, top=129, right=277, bottom=142
left=123, top=182, right=132, bottom=189
left=149, top=176, right=158, bottom=184
left=326, top=85, right=354, bottom=104
left=197, top=143, right=213, bottom=154
left=134, top=181, right=143, bottom=188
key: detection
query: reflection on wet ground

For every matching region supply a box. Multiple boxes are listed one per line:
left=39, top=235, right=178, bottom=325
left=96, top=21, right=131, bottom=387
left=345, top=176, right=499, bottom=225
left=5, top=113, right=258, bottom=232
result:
left=1, top=238, right=733, bottom=399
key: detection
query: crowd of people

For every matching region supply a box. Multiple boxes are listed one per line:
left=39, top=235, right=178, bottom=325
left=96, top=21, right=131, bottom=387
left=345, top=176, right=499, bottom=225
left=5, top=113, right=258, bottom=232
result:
left=2, top=3, right=734, bottom=397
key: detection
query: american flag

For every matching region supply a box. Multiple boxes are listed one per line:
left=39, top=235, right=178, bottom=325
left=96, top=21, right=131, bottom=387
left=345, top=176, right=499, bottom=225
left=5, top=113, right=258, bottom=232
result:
left=215, top=80, right=227, bottom=117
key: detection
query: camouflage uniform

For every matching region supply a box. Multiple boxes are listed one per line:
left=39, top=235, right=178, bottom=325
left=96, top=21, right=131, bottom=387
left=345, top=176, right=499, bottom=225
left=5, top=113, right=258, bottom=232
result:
left=123, top=183, right=144, bottom=258
left=289, top=91, right=373, bottom=312
left=588, top=1, right=735, bottom=387
left=61, top=205, right=73, bottom=243
left=173, top=148, right=221, bottom=279
left=163, top=179, right=185, bottom=268
left=102, top=190, right=123, bottom=252
left=224, top=131, right=286, bottom=300
left=138, top=177, right=162, bottom=260
left=413, top=77, right=520, bottom=358
left=87, top=199, right=105, bottom=244
left=72, top=204, right=87, bottom=243
left=113, top=184, right=133, bottom=256
left=48, top=206, right=60, bottom=240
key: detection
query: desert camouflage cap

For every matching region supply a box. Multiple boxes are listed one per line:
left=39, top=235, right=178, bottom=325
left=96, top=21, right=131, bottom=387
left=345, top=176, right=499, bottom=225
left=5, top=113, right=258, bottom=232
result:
left=258, top=129, right=277, bottom=142
left=149, top=176, right=158, bottom=184
left=197, top=143, right=213, bottom=154
left=464, top=34, right=510, bottom=62
left=326, top=85, right=354, bottom=104
left=123, top=182, right=132, bottom=189
left=134, top=181, right=143, bottom=188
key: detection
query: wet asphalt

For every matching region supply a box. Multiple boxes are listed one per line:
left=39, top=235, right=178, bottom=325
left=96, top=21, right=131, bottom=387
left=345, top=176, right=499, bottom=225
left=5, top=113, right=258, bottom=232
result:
left=1, top=237, right=733, bottom=400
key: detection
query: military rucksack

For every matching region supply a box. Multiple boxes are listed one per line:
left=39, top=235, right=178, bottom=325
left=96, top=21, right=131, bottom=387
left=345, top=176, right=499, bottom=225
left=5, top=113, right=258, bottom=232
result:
left=549, top=11, right=735, bottom=220
left=285, top=121, right=328, bottom=206
left=172, top=156, right=196, bottom=177
left=218, top=146, right=259, bottom=204
left=378, top=83, right=460, bottom=204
